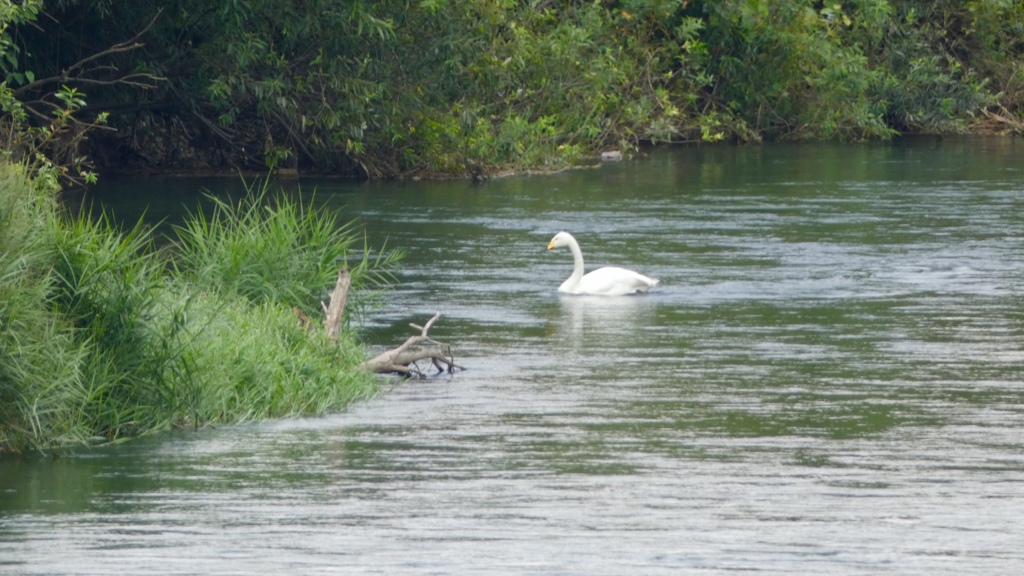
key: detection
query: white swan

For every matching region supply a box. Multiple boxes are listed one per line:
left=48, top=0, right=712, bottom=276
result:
left=547, top=231, right=659, bottom=296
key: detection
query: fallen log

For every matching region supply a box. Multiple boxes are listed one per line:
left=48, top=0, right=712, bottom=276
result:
left=308, top=268, right=464, bottom=377
left=359, top=312, right=466, bottom=377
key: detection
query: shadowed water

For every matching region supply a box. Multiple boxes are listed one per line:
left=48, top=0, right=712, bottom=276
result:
left=3, top=138, right=1024, bottom=574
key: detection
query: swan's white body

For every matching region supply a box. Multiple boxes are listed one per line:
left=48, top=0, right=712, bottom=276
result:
left=547, top=231, right=659, bottom=296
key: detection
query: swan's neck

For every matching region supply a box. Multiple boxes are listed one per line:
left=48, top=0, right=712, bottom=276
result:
left=562, top=237, right=586, bottom=290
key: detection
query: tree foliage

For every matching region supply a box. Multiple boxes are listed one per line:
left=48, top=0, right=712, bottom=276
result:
left=1, top=0, right=1023, bottom=181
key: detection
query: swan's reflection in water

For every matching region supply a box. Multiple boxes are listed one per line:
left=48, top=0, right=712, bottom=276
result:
left=547, top=293, right=660, bottom=357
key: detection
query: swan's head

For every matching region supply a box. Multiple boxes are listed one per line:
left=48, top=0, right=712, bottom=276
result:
left=547, top=231, right=573, bottom=250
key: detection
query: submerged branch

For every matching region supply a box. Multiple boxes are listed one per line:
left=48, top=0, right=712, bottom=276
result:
left=360, top=312, right=465, bottom=378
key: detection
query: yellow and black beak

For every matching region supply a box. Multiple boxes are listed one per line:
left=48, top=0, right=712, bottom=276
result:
left=547, top=240, right=556, bottom=250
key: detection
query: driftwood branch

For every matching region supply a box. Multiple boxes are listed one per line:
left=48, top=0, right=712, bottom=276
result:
left=359, top=312, right=465, bottom=378
left=980, top=106, right=1024, bottom=134
left=296, top=269, right=464, bottom=378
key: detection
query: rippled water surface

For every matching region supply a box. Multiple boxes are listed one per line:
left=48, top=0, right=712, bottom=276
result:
left=3, top=138, right=1024, bottom=574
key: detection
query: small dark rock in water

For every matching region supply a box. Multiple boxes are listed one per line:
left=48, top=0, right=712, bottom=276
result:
left=600, top=150, right=623, bottom=162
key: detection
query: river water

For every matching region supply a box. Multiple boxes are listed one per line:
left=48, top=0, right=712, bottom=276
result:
left=3, top=138, right=1024, bottom=574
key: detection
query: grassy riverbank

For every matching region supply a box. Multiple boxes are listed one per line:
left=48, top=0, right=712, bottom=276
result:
left=0, top=164, right=398, bottom=455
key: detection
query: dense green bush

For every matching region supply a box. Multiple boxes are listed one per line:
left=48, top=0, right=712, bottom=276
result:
left=0, top=164, right=394, bottom=454
left=2, top=0, right=1023, bottom=179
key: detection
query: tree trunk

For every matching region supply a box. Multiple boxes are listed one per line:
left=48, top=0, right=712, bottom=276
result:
left=321, top=268, right=351, bottom=339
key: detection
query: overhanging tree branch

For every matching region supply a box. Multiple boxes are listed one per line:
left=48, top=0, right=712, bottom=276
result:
left=13, top=9, right=166, bottom=99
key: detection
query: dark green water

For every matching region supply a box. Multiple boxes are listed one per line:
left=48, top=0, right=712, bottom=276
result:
left=3, top=138, right=1024, bottom=574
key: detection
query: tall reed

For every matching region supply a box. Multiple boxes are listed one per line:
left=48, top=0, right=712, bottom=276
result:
left=171, top=180, right=401, bottom=318
left=0, top=164, right=98, bottom=452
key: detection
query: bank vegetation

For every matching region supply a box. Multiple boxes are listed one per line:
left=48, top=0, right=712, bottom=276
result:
left=2, top=0, right=1023, bottom=184
left=0, top=163, right=399, bottom=454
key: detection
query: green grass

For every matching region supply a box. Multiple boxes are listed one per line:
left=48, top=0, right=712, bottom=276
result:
left=172, top=180, right=401, bottom=319
left=1, top=164, right=97, bottom=451
left=0, top=165, right=396, bottom=455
